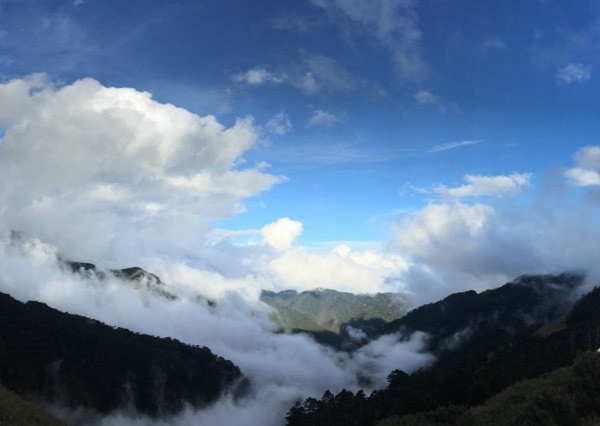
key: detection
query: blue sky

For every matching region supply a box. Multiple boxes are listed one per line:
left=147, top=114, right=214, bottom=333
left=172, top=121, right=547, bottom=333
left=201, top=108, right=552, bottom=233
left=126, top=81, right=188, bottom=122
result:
left=1, top=0, right=599, bottom=245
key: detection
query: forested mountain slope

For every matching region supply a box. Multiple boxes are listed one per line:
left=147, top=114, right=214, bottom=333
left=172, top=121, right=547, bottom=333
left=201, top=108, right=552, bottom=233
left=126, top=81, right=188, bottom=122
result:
left=378, top=351, right=600, bottom=426
left=285, top=273, right=596, bottom=426
left=0, top=291, right=246, bottom=417
left=0, top=384, right=68, bottom=426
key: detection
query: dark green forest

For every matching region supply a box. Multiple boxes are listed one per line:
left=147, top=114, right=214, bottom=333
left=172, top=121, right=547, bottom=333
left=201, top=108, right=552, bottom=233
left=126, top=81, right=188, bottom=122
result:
left=0, top=384, right=68, bottom=426
left=285, top=274, right=600, bottom=426
left=378, top=351, right=600, bottom=426
left=0, top=291, right=246, bottom=417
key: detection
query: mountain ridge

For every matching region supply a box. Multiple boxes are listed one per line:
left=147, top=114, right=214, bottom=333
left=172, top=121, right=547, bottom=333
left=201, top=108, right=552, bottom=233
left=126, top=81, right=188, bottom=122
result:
left=285, top=272, right=594, bottom=426
left=64, top=261, right=177, bottom=300
left=261, top=288, right=411, bottom=334
left=0, top=290, right=247, bottom=418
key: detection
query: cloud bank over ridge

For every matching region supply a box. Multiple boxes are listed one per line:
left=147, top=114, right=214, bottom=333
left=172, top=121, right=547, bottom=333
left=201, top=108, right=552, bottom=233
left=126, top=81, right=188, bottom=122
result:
left=2, top=74, right=600, bottom=425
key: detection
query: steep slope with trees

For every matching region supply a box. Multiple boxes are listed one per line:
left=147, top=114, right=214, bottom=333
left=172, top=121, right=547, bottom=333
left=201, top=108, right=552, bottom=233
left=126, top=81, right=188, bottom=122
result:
left=0, top=291, right=246, bottom=417
left=285, top=274, right=596, bottom=426
left=378, top=351, right=600, bottom=426
left=0, top=384, right=68, bottom=426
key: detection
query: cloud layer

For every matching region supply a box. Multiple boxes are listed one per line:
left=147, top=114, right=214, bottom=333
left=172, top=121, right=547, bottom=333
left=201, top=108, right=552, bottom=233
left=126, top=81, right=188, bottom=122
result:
left=0, top=75, right=280, bottom=265
left=0, top=75, right=431, bottom=426
left=0, top=232, right=431, bottom=426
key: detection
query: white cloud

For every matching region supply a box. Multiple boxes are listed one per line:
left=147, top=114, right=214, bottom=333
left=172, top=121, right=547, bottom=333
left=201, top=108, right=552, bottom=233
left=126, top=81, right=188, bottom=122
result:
left=564, top=145, right=600, bottom=186
left=390, top=190, right=600, bottom=305
left=386, top=151, right=600, bottom=303
left=87, top=184, right=132, bottom=202
left=573, top=145, right=600, bottom=168
left=232, top=66, right=286, bottom=85
left=201, top=222, right=410, bottom=295
left=565, top=167, right=600, bottom=187
left=435, top=172, right=532, bottom=198
left=233, top=54, right=362, bottom=95
left=0, top=75, right=281, bottom=264
left=415, top=90, right=438, bottom=105
left=395, top=202, right=493, bottom=258
left=429, top=139, right=482, bottom=153
left=556, top=63, right=592, bottom=84
left=414, top=89, right=453, bottom=113
left=265, top=244, right=409, bottom=294
left=0, top=232, right=431, bottom=426
left=291, top=53, right=363, bottom=94
left=351, top=332, right=434, bottom=386
left=265, top=111, right=292, bottom=135
left=260, top=218, right=303, bottom=252
left=308, top=109, right=339, bottom=127
left=312, top=0, right=425, bottom=80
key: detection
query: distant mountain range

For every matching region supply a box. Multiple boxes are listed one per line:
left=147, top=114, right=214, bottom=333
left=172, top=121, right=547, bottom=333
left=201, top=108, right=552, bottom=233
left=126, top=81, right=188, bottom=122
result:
left=261, top=288, right=411, bottom=333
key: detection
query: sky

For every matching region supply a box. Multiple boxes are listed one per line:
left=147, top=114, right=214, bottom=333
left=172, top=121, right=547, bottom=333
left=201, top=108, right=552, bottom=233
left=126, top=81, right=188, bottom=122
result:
left=0, top=0, right=599, bottom=295
left=2, top=1, right=600, bottom=425
left=1, top=0, right=599, bottom=245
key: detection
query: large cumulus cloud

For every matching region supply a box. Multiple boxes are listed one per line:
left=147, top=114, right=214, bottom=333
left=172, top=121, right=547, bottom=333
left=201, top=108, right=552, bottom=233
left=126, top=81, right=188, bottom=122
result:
left=391, top=170, right=600, bottom=304
left=0, top=74, right=280, bottom=265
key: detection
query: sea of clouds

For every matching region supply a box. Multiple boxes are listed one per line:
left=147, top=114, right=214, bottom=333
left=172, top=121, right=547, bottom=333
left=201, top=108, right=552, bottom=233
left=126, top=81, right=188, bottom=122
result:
left=1, top=75, right=600, bottom=425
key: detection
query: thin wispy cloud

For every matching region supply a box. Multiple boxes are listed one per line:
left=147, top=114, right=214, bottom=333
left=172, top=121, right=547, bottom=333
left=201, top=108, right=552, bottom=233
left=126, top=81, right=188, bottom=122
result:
left=434, top=172, right=532, bottom=198
left=415, top=90, right=439, bottom=105
left=414, top=89, right=457, bottom=114
left=265, top=111, right=292, bottom=135
left=312, top=0, right=425, bottom=81
left=308, top=109, right=339, bottom=127
left=269, top=142, right=409, bottom=166
left=556, top=63, right=592, bottom=84
left=232, top=66, right=286, bottom=85
left=429, top=139, right=483, bottom=153
left=232, top=53, right=364, bottom=95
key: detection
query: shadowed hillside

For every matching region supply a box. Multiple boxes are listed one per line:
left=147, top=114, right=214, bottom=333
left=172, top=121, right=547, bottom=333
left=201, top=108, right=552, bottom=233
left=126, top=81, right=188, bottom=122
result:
left=285, top=273, right=595, bottom=426
left=0, top=291, right=246, bottom=417
left=378, top=351, right=600, bottom=426
left=0, top=385, right=68, bottom=426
